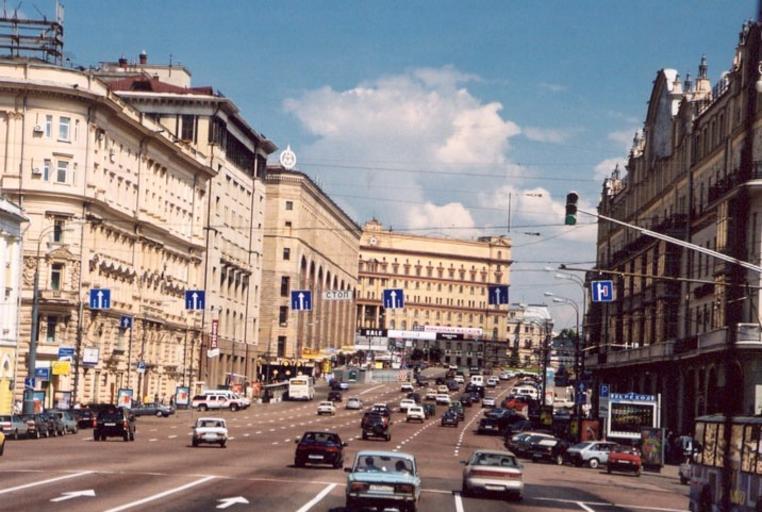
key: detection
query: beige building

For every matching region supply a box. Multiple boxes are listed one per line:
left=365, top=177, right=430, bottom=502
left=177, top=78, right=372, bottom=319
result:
left=259, top=165, right=360, bottom=377
left=96, top=53, right=276, bottom=391
left=357, top=220, right=511, bottom=367
left=506, top=303, right=553, bottom=368
left=0, top=197, right=25, bottom=413
left=0, top=59, right=214, bottom=406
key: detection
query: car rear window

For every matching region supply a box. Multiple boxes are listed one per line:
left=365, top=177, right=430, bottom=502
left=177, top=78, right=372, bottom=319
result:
left=470, top=452, right=518, bottom=467
left=98, top=410, right=123, bottom=421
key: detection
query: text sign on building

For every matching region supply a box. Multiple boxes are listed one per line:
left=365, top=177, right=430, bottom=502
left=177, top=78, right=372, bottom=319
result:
left=290, top=290, right=312, bottom=311
left=383, top=289, right=404, bottom=309
left=57, top=346, right=75, bottom=361
left=120, top=315, right=133, bottom=329
left=424, top=325, right=484, bottom=337
left=359, top=328, right=387, bottom=337
left=487, top=284, right=510, bottom=305
left=591, top=280, right=614, bottom=303
left=323, top=290, right=352, bottom=301
left=82, top=347, right=99, bottom=366
left=89, top=288, right=111, bottom=310
left=208, top=319, right=220, bottom=358
left=185, top=290, right=206, bottom=310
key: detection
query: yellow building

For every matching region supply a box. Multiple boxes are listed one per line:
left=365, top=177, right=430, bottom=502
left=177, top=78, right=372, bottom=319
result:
left=357, top=220, right=511, bottom=368
left=259, top=164, right=360, bottom=378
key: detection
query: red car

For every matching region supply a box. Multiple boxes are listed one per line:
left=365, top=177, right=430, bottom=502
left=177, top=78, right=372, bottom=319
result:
left=606, top=446, right=642, bottom=476
left=294, top=431, right=347, bottom=468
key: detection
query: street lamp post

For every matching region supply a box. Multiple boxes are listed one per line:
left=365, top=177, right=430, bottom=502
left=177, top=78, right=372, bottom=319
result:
left=508, top=192, right=543, bottom=232
left=545, top=292, right=582, bottom=441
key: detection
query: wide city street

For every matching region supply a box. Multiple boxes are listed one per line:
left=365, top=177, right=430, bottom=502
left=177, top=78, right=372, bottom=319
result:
left=0, top=379, right=688, bottom=512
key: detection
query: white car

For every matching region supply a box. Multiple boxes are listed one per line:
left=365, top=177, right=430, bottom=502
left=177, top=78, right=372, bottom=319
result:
left=454, top=375, right=465, bottom=384
left=399, top=399, right=417, bottom=413
left=400, top=382, right=414, bottom=392
left=424, top=389, right=437, bottom=401
left=437, top=385, right=449, bottom=394
left=191, top=417, right=228, bottom=448
left=406, top=405, right=425, bottom=423
left=486, top=378, right=498, bottom=387
left=346, top=397, right=363, bottom=410
left=436, top=394, right=451, bottom=406
left=499, top=373, right=510, bottom=381
left=317, top=401, right=336, bottom=415
left=482, top=396, right=496, bottom=408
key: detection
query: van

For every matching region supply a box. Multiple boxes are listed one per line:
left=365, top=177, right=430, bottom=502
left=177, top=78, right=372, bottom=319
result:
left=470, top=375, right=484, bottom=387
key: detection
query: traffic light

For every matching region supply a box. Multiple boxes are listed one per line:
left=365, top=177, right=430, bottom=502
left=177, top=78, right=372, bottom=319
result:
left=565, top=192, right=579, bottom=226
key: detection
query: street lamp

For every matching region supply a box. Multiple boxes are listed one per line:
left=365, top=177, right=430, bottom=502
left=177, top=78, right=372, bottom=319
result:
left=508, top=192, right=543, bottom=232
left=546, top=292, right=583, bottom=441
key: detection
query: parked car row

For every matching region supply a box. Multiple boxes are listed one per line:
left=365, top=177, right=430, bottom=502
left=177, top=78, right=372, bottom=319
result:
left=0, top=410, right=79, bottom=440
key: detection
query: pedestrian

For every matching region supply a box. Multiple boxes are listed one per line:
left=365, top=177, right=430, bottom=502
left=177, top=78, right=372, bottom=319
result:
left=169, top=395, right=175, bottom=407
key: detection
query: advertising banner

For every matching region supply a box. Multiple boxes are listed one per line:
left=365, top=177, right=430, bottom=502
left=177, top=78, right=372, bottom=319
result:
left=33, top=391, right=45, bottom=412
left=51, top=360, right=71, bottom=376
left=607, top=393, right=659, bottom=440
left=640, top=427, right=665, bottom=469
left=175, top=386, right=190, bottom=407
left=117, top=388, right=134, bottom=409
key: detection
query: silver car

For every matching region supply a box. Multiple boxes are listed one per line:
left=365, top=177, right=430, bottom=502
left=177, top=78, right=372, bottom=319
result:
left=565, top=441, right=619, bottom=468
left=346, top=397, right=363, bottom=410
left=0, top=415, right=29, bottom=440
left=462, top=449, right=524, bottom=500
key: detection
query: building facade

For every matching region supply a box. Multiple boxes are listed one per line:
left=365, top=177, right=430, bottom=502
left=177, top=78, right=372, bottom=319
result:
left=0, top=197, right=25, bottom=413
left=0, top=59, right=213, bottom=406
left=96, top=53, right=277, bottom=391
left=506, top=303, right=553, bottom=368
left=356, top=220, right=512, bottom=369
left=587, top=21, right=762, bottom=435
left=259, top=165, right=360, bottom=378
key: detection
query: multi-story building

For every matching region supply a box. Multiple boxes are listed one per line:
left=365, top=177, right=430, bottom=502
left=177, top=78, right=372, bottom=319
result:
left=356, top=219, right=512, bottom=369
left=0, top=197, right=25, bottom=414
left=588, top=21, right=762, bottom=434
left=0, top=59, right=214, bottom=406
left=259, top=164, right=360, bottom=378
left=96, top=53, right=277, bottom=392
left=506, top=303, right=553, bottom=367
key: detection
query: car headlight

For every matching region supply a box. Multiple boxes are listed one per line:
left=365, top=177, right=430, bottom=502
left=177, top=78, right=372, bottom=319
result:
left=350, top=482, right=369, bottom=492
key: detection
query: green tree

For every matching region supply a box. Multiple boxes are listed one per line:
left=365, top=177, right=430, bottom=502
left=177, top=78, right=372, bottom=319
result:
left=410, top=348, right=425, bottom=361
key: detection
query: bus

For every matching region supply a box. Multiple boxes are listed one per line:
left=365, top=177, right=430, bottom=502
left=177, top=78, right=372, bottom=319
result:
left=288, top=377, right=315, bottom=401
left=688, top=414, right=762, bottom=512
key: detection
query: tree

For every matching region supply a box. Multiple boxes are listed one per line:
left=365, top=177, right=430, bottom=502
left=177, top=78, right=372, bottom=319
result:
left=428, top=347, right=443, bottom=363
left=410, top=348, right=424, bottom=361
left=557, top=328, right=578, bottom=340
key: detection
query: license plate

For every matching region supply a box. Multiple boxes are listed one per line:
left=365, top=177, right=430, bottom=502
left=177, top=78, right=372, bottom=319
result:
left=308, top=455, right=323, bottom=460
left=104, top=423, right=116, bottom=426
left=369, top=485, right=394, bottom=493
left=485, top=485, right=504, bottom=491
left=618, top=460, right=631, bottom=464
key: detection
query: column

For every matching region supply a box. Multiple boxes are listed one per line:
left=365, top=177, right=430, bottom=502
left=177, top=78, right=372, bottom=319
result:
left=0, top=235, right=7, bottom=335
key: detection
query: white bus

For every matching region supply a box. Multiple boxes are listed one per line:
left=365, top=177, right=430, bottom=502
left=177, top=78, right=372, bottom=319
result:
left=288, top=377, right=315, bottom=401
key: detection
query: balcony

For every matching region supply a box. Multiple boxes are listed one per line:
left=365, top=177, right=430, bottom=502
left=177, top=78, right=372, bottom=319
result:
left=39, top=288, right=79, bottom=305
left=604, top=340, right=675, bottom=367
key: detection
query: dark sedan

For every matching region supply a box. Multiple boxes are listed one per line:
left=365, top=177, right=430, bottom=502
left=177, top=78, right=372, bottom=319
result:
left=21, top=414, right=49, bottom=438
left=72, top=408, right=95, bottom=428
left=528, top=436, right=569, bottom=464
left=477, top=417, right=502, bottom=435
left=129, top=402, right=175, bottom=417
left=294, top=431, right=347, bottom=468
left=327, top=390, right=343, bottom=402
left=93, top=407, right=135, bottom=442
left=459, top=395, right=473, bottom=407
left=441, top=410, right=459, bottom=427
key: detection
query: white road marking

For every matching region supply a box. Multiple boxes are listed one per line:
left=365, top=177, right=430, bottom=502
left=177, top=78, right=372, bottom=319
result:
left=536, top=498, right=688, bottom=512
left=0, top=471, right=92, bottom=495
left=244, top=433, right=250, bottom=437
left=168, top=435, right=178, bottom=439
left=103, top=475, right=216, bottom=512
left=295, top=483, right=337, bottom=512
left=149, top=438, right=158, bottom=442
left=256, top=431, right=262, bottom=434
left=577, top=502, right=597, bottom=512
left=454, top=492, right=465, bottom=512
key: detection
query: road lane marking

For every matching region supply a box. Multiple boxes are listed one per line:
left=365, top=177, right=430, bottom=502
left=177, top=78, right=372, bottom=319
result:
left=168, top=435, right=178, bottom=439
left=149, top=438, right=158, bottom=442
left=295, top=483, right=337, bottom=512
left=0, top=471, right=92, bottom=495
left=578, top=502, right=596, bottom=512
left=454, top=492, right=465, bottom=512
left=103, top=475, right=216, bottom=512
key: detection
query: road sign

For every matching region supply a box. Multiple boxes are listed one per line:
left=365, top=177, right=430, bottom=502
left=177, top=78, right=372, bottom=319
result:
left=599, top=383, right=610, bottom=398
left=323, top=290, right=352, bottom=301
left=89, top=288, right=111, bottom=309
left=120, top=315, right=133, bottom=329
left=383, top=289, right=404, bottom=309
left=58, top=346, right=75, bottom=360
left=290, top=290, right=312, bottom=311
left=487, top=284, right=509, bottom=305
left=185, top=290, right=206, bottom=310
left=136, top=361, right=146, bottom=374
left=24, top=376, right=35, bottom=390
left=34, top=367, right=50, bottom=381
left=591, top=280, right=614, bottom=303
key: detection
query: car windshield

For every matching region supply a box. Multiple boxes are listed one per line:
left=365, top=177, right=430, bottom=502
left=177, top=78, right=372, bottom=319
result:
left=303, top=432, right=340, bottom=444
left=469, top=452, right=518, bottom=467
left=198, top=419, right=225, bottom=428
left=355, top=455, right=414, bottom=474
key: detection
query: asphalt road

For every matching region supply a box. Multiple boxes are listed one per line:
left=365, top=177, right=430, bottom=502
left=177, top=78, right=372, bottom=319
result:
left=0, top=378, right=689, bottom=512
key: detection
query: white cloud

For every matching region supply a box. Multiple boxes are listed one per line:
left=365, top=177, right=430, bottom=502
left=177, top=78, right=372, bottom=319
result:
left=539, top=82, right=567, bottom=93
left=608, top=128, right=637, bottom=150
left=405, top=202, right=477, bottom=237
left=523, top=126, right=573, bottom=144
left=594, top=157, right=626, bottom=181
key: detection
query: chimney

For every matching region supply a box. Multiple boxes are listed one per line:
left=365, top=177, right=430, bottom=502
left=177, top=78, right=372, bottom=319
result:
left=139, top=50, right=147, bottom=65
left=118, top=55, right=128, bottom=69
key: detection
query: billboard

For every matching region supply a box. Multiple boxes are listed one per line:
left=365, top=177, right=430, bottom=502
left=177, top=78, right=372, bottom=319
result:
left=607, top=393, right=659, bottom=440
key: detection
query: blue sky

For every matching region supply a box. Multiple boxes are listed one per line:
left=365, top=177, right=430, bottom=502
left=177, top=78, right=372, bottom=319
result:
left=56, top=0, right=754, bottom=327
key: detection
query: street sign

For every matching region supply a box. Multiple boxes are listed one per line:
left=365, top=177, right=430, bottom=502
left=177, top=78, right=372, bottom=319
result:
left=383, top=289, right=404, bottom=309
left=89, top=288, right=111, bottom=310
left=290, top=290, right=312, bottom=311
left=136, top=361, right=146, bottom=374
left=185, top=290, right=206, bottom=310
left=120, top=315, right=133, bottom=329
left=34, top=367, right=50, bottom=381
left=57, top=346, right=75, bottom=360
left=487, top=284, right=509, bottom=305
left=591, top=280, right=614, bottom=303
left=599, top=383, right=610, bottom=398
left=24, top=376, right=35, bottom=390
left=323, top=290, right=352, bottom=301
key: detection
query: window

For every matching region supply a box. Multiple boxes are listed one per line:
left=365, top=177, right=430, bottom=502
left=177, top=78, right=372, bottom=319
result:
left=285, top=201, right=294, bottom=211
left=180, top=114, right=196, bottom=142
left=53, top=219, right=65, bottom=243
left=50, top=263, right=63, bottom=290
left=56, top=161, right=69, bottom=184
left=58, top=117, right=71, bottom=141
left=283, top=248, right=291, bottom=260
left=279, top=306, right=288, bottom=326
left=42, top=159, right=51, bottom=181
left=280, top=276, right=290, bottom=297
left=45, top=115, right=53, bottom=137
left=46, top=316, right=57, bottom=342
left=277, top=336, right=287, bottom=358
left=285, top=221, right=292, bottom=229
